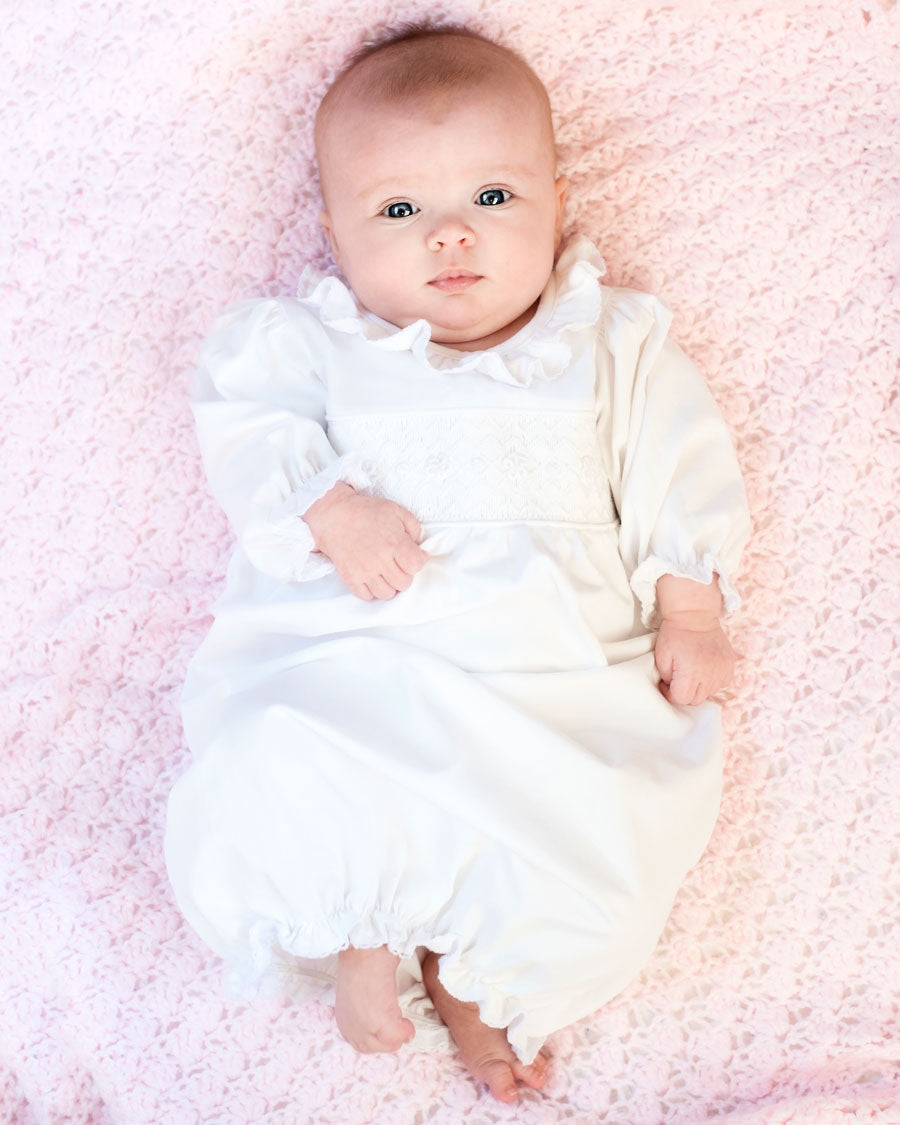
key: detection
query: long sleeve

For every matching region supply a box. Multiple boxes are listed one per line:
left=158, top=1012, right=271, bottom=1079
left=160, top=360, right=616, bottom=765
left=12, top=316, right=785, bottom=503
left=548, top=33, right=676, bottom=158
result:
left=597, top=287, right=751, bottom=628
left=191, top=297, right=371, bottom=581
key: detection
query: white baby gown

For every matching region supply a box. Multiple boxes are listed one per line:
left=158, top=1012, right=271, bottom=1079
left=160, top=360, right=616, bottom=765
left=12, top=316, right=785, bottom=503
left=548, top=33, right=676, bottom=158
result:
left=165, top=237, right=750, bottom=1064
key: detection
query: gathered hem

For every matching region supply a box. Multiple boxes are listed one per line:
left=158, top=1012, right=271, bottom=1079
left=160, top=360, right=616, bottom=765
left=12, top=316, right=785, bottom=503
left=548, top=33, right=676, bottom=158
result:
left=224, top=913, right=548, bottom=1063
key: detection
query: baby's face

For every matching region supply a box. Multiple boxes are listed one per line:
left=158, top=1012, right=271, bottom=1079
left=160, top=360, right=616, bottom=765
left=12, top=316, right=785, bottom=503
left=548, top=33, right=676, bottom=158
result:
left=317, top=79, right=567, bottom=351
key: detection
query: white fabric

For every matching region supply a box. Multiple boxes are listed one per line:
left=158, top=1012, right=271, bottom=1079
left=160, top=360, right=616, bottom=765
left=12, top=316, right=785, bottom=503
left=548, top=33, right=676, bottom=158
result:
left=165, top=237, right=750, bottom=1064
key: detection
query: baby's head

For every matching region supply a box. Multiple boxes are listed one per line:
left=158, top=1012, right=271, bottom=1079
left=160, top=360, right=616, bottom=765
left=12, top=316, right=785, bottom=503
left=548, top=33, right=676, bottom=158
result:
left=315, top=25, right=568, bottom=351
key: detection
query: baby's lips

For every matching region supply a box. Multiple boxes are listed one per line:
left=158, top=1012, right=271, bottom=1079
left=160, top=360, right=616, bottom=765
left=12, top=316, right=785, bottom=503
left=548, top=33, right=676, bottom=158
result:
left=430, top=267, right=480, bottom=282
left=428, top=269, right=482, bottom=292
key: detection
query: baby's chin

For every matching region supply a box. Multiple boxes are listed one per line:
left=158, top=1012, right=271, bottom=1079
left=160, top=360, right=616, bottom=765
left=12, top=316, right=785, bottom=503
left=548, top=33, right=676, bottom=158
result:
left=427, top=301, right=541, bottom=353
left=427, top=325, right=510, bottom=353
left=359, top=294, right=540, bottom=353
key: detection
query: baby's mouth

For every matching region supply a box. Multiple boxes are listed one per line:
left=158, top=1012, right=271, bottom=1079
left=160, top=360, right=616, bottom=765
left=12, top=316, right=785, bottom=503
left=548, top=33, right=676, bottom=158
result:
left=428, top=270, right=482, bottom=293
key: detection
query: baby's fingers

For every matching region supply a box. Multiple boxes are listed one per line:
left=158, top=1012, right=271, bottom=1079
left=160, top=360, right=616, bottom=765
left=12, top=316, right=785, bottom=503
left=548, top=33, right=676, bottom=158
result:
left=365, top=574, right=399, bottom=601
left=658, top=652, right=706, bottom=705
left=398, top=506, right=422, bottom=544
left=381, top=559, right=415, bottom=592
left=393, top=535, right=428, bottom=576
left=664, top=668, right=728, bottom=706
left=654, top=642, right=673, bottom=688
left=338, top=560, right=391, bottom=601
left=660, top=674, right=699, bottom=707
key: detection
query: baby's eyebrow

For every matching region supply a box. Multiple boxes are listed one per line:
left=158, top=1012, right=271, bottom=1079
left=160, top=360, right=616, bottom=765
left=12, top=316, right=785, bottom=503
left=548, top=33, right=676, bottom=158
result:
left=357, top=178, right=409, bottom=201
left=359, top=164, right=540, bottom=201
left=467, top=162, right=537, bottom=178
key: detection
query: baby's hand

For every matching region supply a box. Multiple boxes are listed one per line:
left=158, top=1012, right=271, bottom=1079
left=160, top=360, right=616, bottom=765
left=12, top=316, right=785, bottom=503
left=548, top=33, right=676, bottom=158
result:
left=303, top=482, right=428, bottom=600
left=654, top=618, right=735, bottom=706
left=654, top=574, right=735, bottom=706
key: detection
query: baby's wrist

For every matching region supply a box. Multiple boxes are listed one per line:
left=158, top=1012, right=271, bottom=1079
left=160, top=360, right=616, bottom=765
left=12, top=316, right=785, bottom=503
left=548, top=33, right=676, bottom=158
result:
left=656, top=573, right=723, bottom=629
left=303, top=481, right=356, bottom=545
left=307, top=480, right=355, bottom=513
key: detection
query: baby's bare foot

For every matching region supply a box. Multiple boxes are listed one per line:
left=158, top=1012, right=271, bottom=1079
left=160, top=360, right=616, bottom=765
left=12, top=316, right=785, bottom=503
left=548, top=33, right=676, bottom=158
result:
left=422, top=951, right=549, bottom=1103
left=335, top=945, right=415, bottom=1053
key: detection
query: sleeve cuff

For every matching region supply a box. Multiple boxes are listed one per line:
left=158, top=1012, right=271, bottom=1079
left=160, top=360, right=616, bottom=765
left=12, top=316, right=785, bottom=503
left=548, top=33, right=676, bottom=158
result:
left=268, top=451, right=372, bottom=524
left=630, top=553, right=742, bottom=630
left=254, top=452, right=373, bottom=582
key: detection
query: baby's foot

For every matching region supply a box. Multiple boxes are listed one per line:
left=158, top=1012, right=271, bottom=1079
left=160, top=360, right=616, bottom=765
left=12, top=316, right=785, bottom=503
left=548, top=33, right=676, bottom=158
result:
left=335, top=945, right=415, bottom=1053
left=422, top=951, right=549, bottom=1103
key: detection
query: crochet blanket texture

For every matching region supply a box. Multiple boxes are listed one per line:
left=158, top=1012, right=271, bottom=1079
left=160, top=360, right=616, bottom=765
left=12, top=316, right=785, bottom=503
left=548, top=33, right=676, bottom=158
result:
left=2, top=1, right=898, bottom=1122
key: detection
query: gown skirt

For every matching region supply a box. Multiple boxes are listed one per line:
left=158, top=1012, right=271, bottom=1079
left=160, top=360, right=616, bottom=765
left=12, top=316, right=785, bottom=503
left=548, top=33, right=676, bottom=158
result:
left=166, top=522, right=724, bottom=1065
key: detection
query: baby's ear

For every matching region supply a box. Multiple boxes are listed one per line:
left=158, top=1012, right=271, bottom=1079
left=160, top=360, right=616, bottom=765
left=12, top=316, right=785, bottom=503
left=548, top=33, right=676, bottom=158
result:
left=554, top=176, right=569, bottom=244
left=319, top=211, right=340, bottom=263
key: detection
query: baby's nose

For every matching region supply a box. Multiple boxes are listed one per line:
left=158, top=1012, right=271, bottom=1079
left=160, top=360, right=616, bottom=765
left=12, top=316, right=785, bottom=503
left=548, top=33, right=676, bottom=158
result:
left=426, top=215, right=476, bottom=251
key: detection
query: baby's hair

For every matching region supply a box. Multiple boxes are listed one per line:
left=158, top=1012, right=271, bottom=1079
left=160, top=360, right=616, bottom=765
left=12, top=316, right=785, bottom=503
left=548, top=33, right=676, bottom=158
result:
left=315, top=22, right=554, bottom=148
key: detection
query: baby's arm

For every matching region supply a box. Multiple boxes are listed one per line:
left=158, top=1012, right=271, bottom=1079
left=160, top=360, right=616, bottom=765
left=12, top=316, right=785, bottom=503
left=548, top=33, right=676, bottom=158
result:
left=654, top=574, right=735, bottom=706
left=303, top=483, right=428, bottom=601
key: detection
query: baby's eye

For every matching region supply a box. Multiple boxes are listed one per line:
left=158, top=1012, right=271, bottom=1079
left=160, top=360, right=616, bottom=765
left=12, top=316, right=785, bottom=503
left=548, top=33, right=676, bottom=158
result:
left=383, top=201, right=419, bottom=219
left=475, top=188, right=512, bottom=207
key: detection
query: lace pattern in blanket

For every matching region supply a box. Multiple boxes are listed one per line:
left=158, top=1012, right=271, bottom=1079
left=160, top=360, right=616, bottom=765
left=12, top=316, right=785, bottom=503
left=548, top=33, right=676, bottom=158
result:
left=326, top=410, right=618, bottom=525
left=5, top=1, right=900, bottom=1122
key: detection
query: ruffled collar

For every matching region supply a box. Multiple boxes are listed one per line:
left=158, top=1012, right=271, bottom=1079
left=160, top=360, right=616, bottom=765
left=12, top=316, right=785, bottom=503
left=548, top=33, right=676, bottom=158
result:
left=296, top=236, right=606, bottom=387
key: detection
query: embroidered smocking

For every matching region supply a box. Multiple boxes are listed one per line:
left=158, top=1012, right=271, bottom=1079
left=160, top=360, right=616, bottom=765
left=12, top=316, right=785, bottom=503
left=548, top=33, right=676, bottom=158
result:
left=327, top=410, right=618, bottom=525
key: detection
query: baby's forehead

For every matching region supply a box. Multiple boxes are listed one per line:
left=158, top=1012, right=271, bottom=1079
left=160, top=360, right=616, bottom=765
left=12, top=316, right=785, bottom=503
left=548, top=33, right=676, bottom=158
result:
left=315, top=87, right=554, bottom=196
left=316, top=34, right=552, bottom=150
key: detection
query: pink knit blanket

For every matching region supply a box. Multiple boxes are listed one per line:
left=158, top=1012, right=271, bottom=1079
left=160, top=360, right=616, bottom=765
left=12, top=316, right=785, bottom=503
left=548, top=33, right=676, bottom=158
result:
left=3, top=1, right=898, bottom=1122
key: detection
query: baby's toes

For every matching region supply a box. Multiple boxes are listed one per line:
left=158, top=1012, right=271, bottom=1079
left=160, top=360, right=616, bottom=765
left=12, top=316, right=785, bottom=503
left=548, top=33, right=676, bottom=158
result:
left=511, top=1051, right=549, bottom=1089
left=372, top=1014, right=415, bottom=1052
left=475, top=1059, right=519, bottom=1103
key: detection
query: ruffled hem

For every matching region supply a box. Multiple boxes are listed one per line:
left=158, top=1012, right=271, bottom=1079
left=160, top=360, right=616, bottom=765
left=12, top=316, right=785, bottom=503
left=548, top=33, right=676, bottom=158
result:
left=223, top=912, right=546, bottom=1064
left=630, top=553, right=742, bottom=630
left=295, top=236, right=606, bottom=387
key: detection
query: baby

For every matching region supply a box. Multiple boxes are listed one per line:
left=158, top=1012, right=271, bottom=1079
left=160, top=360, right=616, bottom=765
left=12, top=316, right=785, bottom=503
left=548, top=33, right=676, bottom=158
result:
left=166, top=24, right=750, bottom=1105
